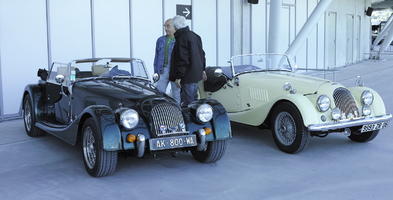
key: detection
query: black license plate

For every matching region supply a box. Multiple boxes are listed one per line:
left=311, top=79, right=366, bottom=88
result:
left=149, top=135, right=197, bottom=151
left=361, top=122, right=388, bottom=133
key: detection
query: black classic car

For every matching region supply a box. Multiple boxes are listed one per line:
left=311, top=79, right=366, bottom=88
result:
left=22, top=58, right=231, bottom=177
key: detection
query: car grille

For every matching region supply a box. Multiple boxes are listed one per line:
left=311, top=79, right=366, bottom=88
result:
left=150, top=103, right=187, bottom=137
left=333, top=87, right=360, bottom=119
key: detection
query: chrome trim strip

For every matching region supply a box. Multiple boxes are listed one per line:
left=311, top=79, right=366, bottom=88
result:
left=308, top=114, right=392, bottom=132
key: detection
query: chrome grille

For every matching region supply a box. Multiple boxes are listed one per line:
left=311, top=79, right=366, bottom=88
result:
left=333, top=87, right=359, bottom=118
left=150, top=103, right=187, bottom=137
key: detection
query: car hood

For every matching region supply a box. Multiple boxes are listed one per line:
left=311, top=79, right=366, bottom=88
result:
left=72, top=79, right=172, bottom=110
left=243, top=72, right=337, bottom=94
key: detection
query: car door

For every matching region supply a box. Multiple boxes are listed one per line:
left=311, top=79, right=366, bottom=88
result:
left=207, top=77, right=245, bottom=113
left=45, top=64, right=72, bottom=124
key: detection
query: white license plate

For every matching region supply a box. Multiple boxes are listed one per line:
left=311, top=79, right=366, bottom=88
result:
left=361, top=122, right=388, bottom=133
left=149, top=135, right=197, bottom=151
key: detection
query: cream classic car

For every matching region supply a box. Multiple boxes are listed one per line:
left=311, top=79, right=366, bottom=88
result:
left=200, top=53, right=392, bottom=153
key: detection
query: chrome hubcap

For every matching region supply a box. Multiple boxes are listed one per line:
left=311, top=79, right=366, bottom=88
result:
left=24, top=100, right=32, bottom=132
left=83, top=127, right=96, bottom=169
left=274, top=112, right=296, bottom=146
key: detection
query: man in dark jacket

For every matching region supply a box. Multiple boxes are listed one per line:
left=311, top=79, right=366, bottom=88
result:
left=169, top=15, right=206, bottom=106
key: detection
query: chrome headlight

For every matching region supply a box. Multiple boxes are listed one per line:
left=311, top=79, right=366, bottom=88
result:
left=196, top=104, right=213, bottom=123
left=362, top=105, right=372, bottom=116
left=317, top=95, right=331, bottom=112
left=120, top=109, right=139, bottom=129
left=361, top=90, right=374, bottom=105
left=331, top=107, right=341, bottom=120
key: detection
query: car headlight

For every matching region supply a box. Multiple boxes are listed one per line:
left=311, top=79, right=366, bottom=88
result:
left=361, top=90, right=374, bottom=105
left=317, top=95, right=331, bottom=112
left=362, top=105, right=372, bottom=116
left=120, top=109, right=139, bottom=129
left=196, top=104, right=213, bottom=123
left=331, top=107, right=341, bottom=120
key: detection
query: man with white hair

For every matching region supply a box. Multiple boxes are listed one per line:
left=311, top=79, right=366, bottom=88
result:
left=153, top=18, right=180, bottom=103
left=169, top=15, right=206, bottom=106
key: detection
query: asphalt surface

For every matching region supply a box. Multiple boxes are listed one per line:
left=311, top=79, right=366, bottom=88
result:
left=1, top=58, right=393, bottom=200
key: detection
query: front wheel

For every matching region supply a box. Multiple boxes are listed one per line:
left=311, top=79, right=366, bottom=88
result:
left=270, top=102, right=310, bottom=154
left=82, top=118, right=118, bottom=177
left=191, top=140, right=228, bottom=163
left=348, top=129, right=379, bottom=142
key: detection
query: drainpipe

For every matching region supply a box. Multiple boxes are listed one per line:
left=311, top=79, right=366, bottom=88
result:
left=372, top=14, right=393, bottom=50
left=378, top=23, right=393, bottom=58
left=268, top=0, right=282, bottom=68
left=285, top=0, right=334, bottom=59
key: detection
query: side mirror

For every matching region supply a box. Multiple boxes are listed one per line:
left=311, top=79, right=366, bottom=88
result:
left=214, top=68, right=224, bottom=77
left=55, top=74, right=65, bottom=84
left=37, top=68, right=48, bottom=81
left=292, top=64, right=298, bottom=72
left=153, top=73, right=160, bottom=83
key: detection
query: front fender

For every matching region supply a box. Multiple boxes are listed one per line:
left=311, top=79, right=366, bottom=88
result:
left=277, top=94, right=322, bottom=127
left=349, top=87, right=387, bottom=116
left=82, top=105, right=122, bottom=151
left=187, top=99, right=232, bottom=141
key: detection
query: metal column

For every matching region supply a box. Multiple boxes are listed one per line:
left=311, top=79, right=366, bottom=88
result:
left=268, top=0, right=283, bottom=54
left=285, top=0, right=333, bottom=59
left=268, top=0, right=283, bottom=68
left=372, top=14, right=393, bottom=50
left=378, top=23, right=393, bottom=58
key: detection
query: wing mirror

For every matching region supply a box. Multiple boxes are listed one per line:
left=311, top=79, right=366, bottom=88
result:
left=55, top=74, right=65, bottom=84
left=213, top=68, right=224, bottom=77
left=153, top=73, right=160, bottom=83
left=37, top=68, right=48, bottom=81
left=292, top=64, right=298, bottom=72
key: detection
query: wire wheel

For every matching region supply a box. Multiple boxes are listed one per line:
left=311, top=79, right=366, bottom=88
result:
left=83, top=126, right=96, bottom=169
left=274, top=112, right=297, bottom=146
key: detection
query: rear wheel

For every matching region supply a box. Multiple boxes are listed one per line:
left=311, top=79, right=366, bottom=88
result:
left=23, top=95, right=45, bottom=137
left=82, top=118, right=118, bottom=177
left=270, top=102, right=310, bottom=154
left=192, top=140, right=228, bottom=163
left=348, top=129, right=379, bottom=142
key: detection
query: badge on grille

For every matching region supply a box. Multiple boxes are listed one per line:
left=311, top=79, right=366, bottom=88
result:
left=159, top=125, right=167, bottom=134
left=169, top=126, right=178, bottom=132
left=179, top=122, right=186, bottom=132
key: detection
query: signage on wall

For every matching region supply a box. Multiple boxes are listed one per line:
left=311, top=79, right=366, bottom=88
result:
left=176, top=5, right=192, bottom=20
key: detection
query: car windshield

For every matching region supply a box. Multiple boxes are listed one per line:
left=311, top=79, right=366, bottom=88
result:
left=48, top=58, right=148, bottom=85
left=231, top=54, right=293, bottom=76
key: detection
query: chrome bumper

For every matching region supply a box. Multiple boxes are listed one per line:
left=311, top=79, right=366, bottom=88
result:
left=308, top=114, right=392, bottom=132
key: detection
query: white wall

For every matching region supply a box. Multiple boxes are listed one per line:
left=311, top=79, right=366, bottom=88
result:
left=94, top=0, right=130, bottom=58
left=49, top=0, right=92, bottom=62
left=0, top=0, right=48, bottom=116
left=193, top=0, right=217, bottom=66
left=0, top=0, right=373, bottom=119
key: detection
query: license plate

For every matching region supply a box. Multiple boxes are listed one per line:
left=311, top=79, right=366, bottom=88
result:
left=361, top=122, right=388, bottom=133
left=149, top=135, right=197, bottom=151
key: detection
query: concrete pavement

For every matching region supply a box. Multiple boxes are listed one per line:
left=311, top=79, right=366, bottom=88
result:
left=0, top=58, right=393, bottom=200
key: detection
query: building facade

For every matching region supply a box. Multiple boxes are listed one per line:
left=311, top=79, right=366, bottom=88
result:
left=0, top=0, right=372, bottom=120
